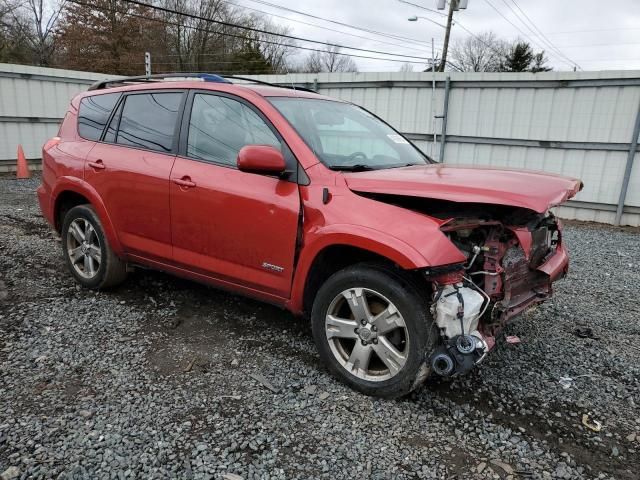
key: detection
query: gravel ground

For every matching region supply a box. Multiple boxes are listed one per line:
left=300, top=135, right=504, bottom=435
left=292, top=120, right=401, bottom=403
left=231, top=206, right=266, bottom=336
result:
left=1, top=173, right=639, bottom=480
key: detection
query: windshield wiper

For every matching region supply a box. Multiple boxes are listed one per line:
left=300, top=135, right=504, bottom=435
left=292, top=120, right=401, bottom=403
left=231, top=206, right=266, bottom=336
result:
left=386, top=163, right=422, bottom=169
left=330, top=164, right=375, bottom=172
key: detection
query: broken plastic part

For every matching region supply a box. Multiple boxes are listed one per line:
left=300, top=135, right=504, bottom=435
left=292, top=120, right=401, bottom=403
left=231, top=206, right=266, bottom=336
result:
left=582, top=414, right=603, bottom=432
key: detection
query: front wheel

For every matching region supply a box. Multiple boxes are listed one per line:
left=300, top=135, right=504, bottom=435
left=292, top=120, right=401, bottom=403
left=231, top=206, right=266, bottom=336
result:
left=311, top=264, right=437, bottom=398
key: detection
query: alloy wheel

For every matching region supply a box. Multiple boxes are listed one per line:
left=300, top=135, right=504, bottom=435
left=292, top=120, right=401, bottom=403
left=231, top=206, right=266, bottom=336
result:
left=66, top=218, right=101, bottom=279
left=325, top=287, right=409, bottom=382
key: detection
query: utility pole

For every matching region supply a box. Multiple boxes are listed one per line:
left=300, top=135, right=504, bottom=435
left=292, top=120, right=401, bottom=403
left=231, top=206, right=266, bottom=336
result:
left=439, top=0, right=457, bottom=72
left=437, top=0, right=468, bottom=72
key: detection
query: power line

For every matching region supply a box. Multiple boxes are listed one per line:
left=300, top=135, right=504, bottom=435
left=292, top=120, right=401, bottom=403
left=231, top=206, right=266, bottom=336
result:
left=399, top=0, right=621, bottom=68
left=484, top=0, right=562, bottom=63
left=548, top=41, right=640, bottom=48
left=397, top=0, right=494, bottom=65
left=503, top=0, right=581, bottom=70
left=397, top=0, right=448, bottom=18
left=501, top=0, right=576, bottom=66
left=450, top=2, right=586, bottom=71
left=482, top=0, right=578, bottom=69
left=432, top=13, right=505, bottom=62
left=112, top=0, right=432, bottom=61
left=540, top=26, right=640, bottom=35
left=67, top=0, right=433, bottom=66
left=239, top=0, right=435, bottom=47
left=222, top=0, right=436, bottom=54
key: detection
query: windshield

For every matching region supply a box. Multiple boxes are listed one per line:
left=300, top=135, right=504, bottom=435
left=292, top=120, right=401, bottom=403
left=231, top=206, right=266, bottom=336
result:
left=268, top=97, right=430, bottom=170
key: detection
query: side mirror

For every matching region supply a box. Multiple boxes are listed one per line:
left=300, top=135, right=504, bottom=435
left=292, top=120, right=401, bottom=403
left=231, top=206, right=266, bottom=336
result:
left=237, top=145, right=286, bottom=175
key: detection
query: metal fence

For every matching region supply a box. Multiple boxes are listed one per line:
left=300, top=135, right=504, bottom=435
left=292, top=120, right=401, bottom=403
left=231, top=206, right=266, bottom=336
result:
left=251, top=71, right=640, bottom=227
left=1, top=64, right=638, bottom=226
left=0, top=63, right=113, bottom=172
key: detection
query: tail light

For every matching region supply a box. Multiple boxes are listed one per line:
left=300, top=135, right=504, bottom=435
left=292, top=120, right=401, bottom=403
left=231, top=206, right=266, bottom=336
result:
left=43, top=136, right=61, bottom=152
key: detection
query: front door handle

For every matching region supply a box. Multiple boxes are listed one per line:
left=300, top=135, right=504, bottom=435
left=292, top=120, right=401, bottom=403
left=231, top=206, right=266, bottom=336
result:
left=88, top=159, right=105, bottom=170
left=172, top=176, right=196, bottom=188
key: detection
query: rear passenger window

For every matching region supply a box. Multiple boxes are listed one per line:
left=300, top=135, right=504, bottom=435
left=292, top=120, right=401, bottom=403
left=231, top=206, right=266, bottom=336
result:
left=187, top=94, right=280, bottom=166
left=78, top=93, right=121, bottom=141
left=116, top=93, right=182, bottom=153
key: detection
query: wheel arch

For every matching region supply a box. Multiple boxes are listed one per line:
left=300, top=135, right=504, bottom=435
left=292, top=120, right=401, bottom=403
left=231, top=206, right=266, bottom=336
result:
left=52, top=178, right=123, bottom=255
left=287, top=229, right=431, bottom=316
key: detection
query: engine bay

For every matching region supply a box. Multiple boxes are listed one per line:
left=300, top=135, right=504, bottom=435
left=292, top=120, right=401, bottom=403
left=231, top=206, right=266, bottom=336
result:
left=425, top=212, right=561, bottom=377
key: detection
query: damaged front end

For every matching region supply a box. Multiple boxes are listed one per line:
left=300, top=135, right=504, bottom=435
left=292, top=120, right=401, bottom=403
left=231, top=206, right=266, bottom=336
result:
left=424, top=207, right=569, bottom=378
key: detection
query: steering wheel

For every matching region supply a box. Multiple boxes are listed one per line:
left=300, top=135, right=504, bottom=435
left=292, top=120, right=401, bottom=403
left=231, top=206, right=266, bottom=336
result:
left=347, top=151, right=368, bottom=162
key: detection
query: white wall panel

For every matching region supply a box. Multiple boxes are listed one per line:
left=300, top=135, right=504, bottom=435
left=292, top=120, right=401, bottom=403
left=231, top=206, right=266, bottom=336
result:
left=0, top=63, right=115, bottom=163
left=1, top=66, right=638, bottom=225
left=253, top=71, right=640, bottom=225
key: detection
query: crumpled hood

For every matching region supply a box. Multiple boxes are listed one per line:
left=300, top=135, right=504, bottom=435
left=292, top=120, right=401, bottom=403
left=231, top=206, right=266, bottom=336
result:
left=343, top=164, right=583, bottom=213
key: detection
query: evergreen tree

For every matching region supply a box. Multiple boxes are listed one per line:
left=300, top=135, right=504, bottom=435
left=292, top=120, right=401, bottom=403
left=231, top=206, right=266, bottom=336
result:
left=225, top=40, right=273, bottom=74
left=502, top=41, right=551, bottom=72
left=503, top=42, right=533, bottom=72
left=530, top=52, right=552, bottom=72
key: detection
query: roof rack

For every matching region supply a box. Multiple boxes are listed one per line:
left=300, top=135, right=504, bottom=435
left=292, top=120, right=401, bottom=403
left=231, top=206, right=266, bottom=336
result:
left=88, top=73, right=230, bottom=91
left=88, top=72, right=318, bottom=93
left=222, top=75, right=318, bottom=94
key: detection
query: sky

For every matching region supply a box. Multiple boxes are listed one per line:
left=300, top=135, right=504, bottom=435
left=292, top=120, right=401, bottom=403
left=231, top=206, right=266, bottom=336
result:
left=233, top=0, right=640, bottom=72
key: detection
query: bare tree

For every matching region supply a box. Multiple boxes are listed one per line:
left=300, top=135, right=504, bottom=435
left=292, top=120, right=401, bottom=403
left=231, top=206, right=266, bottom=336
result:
left=251, top=15, right=295, bottom=74
left=302, top=45, right=357, bottom=73
left=161, top=0, right=232, bottom=71
left=56, top=0, right=166, bottom=74
left=448, top=31, right=508, bottom=72
left=0, top=0, right=19, bottom=23
left=23, top=0, right=65, bottom=65
left=1, top=0, right=63, bottom=65
left=2, top=0, right=296, bottom=74
left=398, top=62, right=413, bottom=72
left=0, top=0, right=29, bottom=62
left=159, top=1, right=295, bottom=74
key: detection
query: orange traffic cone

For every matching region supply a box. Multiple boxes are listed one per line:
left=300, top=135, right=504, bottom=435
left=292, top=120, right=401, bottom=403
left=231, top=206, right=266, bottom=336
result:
left=16, top=144, right=30, bottom=179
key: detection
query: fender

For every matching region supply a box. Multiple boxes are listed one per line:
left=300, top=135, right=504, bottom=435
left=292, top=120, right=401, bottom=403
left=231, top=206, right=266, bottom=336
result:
left=286, top=224, right=464, bottom=314
left=51, top=177, right=124, bottom=255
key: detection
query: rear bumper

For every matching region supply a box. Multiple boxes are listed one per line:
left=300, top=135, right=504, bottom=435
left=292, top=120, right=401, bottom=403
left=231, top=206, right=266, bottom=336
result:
left=37, top=184, right=54, bottom=228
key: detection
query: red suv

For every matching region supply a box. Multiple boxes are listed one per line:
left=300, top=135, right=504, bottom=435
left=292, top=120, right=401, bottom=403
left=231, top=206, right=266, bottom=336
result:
left=38, top=74, right=582, bottom=398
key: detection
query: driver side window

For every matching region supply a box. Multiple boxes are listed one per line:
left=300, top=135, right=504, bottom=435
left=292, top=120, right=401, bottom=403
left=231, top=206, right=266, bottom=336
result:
left=187, top=94, right=280, bottom=167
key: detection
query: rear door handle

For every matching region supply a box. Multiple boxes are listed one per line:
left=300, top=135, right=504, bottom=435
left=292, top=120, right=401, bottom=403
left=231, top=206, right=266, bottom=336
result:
left=88, top=160, right=105, bottom=170
left=172, top=176, right=196, bottom=188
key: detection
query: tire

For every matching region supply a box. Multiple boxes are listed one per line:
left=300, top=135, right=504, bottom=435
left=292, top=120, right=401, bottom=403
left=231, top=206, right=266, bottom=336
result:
left=311, top=263, right=437, bottom=398
left=61, top=204, right=127, bottom=289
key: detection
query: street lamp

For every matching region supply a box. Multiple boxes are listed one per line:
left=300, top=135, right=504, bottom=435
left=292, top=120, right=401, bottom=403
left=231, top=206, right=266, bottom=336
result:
left=407, top=15, right=447, bottom=29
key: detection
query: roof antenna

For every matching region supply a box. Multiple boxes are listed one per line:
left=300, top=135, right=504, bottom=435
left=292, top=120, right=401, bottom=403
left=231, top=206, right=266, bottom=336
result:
left=282, top=62, right=298, bottom=96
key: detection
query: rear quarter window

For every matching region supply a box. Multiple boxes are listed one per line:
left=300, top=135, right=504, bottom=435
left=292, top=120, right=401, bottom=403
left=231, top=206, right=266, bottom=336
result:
left=77, top=93, right=121, bottom=141
left=116, top=93, right=183, bottom=153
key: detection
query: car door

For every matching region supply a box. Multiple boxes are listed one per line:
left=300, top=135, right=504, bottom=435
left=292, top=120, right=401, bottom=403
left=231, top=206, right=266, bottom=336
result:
left=84, top=90, right=185, bottom=262
left=170, top=91, right=301, bottom=298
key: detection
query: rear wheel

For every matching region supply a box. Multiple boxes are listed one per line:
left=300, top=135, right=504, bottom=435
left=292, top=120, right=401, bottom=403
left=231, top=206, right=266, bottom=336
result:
left=311, top=264, right=436, bottom=398
left=61, top=205, right=127, bottom=289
